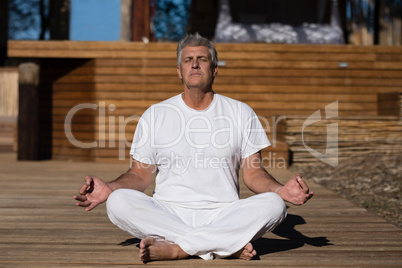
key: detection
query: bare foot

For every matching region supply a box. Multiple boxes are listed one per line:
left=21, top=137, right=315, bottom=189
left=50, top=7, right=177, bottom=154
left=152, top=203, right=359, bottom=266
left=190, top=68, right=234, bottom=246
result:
left=139, top=236, right=189, bottom=263
left=231, top=243, right=257, bottom=260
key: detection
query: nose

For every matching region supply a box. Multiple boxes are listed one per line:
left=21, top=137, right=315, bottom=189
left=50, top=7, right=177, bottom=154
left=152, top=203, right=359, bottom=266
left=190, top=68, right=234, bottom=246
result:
left=191, top=59, right=199, bottom=68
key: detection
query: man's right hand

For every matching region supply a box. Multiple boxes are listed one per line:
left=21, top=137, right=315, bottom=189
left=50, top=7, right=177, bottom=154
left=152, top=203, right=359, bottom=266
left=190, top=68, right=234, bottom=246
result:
left=73, top=175, right=113, bottom=211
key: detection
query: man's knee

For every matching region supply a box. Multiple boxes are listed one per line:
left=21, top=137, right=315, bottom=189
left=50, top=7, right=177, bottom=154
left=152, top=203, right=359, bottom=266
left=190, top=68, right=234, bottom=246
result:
left=106, top=189, right=143, bottom=221
left=107, top=189, right=128, bottom=220
left=253, top=192, right=287, bottom=222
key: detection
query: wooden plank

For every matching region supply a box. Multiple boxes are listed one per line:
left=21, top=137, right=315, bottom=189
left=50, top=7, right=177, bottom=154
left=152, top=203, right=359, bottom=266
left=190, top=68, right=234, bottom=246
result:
left=218, top=69, right=402, bottom=79
left=87, top=58, right=402, bottom=70
left=8, top=40, right=402, bottom=55
left=9, top=49, right=177, bottom=59
left=376, top=53, right=402, bottom=61
left=51, top=83, right=401, bottom=95
left=52, top=106, right=379, bottom=117
left=215, top=43, right=402, bottom=54
left=48, top=75, right=402, bottom=87
left=52, top=99, right=377, bottom=112
left=221, top=60, right=402, bottom=70
left=218, top=52, right=377, bottom=61
left=95, top=58, right=176, bottom=67
left=7, top=40, right=177, bottom=52
left=52, top=91, right=376, bottom=103
left=1, top=152, right=401, bottom=267
left=8, top=45, right=400, bottom=62
left=52, top=107, right=147, bottom=116
left=46, top=67, right=402, bottom=79
left=54, top=99, right=157, bottom=109
left=215, top=77, right=402, bottom=87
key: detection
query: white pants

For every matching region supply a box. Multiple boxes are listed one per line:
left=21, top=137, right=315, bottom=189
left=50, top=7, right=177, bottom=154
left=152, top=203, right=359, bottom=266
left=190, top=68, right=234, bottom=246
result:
left=106, top=189, right=287, bottom=260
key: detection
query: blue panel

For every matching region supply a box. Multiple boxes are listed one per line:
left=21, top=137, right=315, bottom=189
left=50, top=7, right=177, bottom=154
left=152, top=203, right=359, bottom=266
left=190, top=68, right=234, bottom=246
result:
left=70, top=0, right=120, bottom=41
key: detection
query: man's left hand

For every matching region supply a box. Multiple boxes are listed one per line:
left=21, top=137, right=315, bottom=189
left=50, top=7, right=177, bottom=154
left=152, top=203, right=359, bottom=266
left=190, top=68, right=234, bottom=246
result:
left=278, top=174, right=314, bottom=206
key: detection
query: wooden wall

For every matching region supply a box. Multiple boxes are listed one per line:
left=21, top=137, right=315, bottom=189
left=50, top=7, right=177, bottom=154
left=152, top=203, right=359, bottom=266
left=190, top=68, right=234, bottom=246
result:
left=286, top=115, right=402, bottom=166
left=7, top=41, right=402, bottom=165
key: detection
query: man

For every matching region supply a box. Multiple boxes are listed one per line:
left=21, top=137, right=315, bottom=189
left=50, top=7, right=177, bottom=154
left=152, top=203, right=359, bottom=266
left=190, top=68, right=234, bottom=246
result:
left=73, top=33, right=313, bottom=262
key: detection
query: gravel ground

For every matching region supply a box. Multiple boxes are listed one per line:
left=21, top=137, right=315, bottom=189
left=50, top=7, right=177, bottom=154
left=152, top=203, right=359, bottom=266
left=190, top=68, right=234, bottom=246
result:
left=290, top=152, right=402, bottom=228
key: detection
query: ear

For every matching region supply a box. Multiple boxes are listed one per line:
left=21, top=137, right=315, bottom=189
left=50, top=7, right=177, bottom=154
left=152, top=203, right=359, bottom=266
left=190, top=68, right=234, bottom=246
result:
left=177, top=66, right=182, bottom=80
left=213, top=64, right=218, bottom=77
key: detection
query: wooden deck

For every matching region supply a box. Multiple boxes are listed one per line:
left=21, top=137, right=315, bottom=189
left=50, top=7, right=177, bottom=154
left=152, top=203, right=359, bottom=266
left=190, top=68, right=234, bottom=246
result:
left=0, top=152, right=401, bottom=267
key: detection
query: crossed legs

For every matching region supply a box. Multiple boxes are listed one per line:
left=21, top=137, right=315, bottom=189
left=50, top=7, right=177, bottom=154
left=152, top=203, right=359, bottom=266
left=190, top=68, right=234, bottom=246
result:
left=107, top=189, right=286, bottom=262
left=138, top=237, right=256, bottom=262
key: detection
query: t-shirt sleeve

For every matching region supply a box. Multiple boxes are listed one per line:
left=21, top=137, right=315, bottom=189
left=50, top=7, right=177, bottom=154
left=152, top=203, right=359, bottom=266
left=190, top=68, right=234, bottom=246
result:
left=241, top=109, right=271, bottom=159
left=129, top=108, right=157, bottom=165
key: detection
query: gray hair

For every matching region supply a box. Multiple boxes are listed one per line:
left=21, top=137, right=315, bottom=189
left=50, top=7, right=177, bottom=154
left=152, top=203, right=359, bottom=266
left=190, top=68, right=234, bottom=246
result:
left=176, top=33, right=218, bottom=66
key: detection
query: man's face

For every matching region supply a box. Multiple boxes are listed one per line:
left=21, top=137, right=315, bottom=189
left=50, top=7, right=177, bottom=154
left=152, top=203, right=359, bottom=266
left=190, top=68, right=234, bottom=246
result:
left=177, top=46, right=218, bottom=91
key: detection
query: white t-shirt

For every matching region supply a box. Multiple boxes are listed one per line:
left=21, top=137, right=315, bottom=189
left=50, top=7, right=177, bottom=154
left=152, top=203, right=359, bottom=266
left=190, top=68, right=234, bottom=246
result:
left=130, top=93, right=270, bottom=208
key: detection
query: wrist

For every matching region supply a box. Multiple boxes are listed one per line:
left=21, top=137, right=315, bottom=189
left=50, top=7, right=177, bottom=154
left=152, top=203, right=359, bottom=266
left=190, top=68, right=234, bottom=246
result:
left=275, top=185, right=284, bottom=195
left=105, top=182, right=115, bottom=193
left=274, top=185, right=283, bottom=194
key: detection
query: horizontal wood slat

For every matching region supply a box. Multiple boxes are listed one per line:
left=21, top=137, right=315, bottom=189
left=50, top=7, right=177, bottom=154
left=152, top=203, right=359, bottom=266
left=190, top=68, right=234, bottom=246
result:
left=8, top=40, right=402, bottom=55
left=52, top=99, right=376, bottom=111
left=53, top=58, right=402, bottom=70
left=52, top=83, right=400, bottom=94
left=47, top=75, right=402, bottom=87
left=53, top=92, right=377, bottom=103
left=43, top=67, right=402, bottom=78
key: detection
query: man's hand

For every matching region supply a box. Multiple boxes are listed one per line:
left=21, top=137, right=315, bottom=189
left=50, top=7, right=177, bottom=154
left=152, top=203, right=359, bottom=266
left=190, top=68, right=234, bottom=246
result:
left=278, top=174, right=314, bottom=206
left=73, top=175, right=113, bottom=211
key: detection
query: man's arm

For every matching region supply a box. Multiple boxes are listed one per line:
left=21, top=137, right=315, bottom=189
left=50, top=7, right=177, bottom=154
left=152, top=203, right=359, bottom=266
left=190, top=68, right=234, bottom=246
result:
left=108, top=160, right=155, bottom=192
left=74, top=159, right=155, bottom=211
left=241, top=151, right=313, bottom=206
